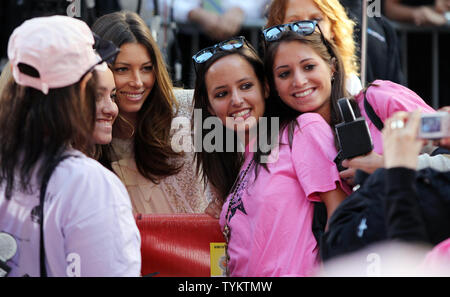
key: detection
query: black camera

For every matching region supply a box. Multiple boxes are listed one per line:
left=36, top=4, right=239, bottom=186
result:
left=334, top=98, right=373, bottom=171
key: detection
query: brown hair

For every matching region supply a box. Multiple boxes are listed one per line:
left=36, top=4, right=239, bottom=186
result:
left=0, top=74, right=95, bottom=199
left=92, top=11, right=181, bottom=182
left=266, top=0, right=358, bottom=77
left=192, top=42, right=271, bottom=201
left=263, top=31, right=353, bottom=149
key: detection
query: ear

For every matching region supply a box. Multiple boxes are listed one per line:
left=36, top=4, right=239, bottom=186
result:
left=329, top=57, right=337, bottom=78
left=330, top=57, right=337, bottom=73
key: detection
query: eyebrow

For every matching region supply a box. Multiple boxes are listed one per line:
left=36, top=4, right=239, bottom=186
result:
left=212, top=77, right=251, bottom=91
left=114, top=61, right=153, bottom=66
left=275, top=58, right=313, bottom=71
left=286, top=11, right=323, bottom=20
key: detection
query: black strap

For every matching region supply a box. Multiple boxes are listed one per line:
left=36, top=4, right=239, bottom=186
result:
left=363, top=87, right=384, bottom=131
left=39, top=154, right=74, bottom=277
left=364, top=87, right=384, bottom=131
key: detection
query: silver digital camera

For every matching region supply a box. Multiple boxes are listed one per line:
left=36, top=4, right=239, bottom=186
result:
left=418, top=112, right=450, bottom=139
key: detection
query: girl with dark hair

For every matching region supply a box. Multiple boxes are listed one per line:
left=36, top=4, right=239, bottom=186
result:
left=92, top=11, right=209, bottom=214
left=192, top=35, right=347, bottom=276
left=0, top=15, right=140, bottom=277
left=263, top=22, right=435, bottom=184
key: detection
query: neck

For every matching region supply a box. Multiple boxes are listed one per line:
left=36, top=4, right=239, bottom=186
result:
left=317, top=102, right=332, bottom=125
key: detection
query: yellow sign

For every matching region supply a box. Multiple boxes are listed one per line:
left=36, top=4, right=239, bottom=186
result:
left=210, top=242, right=226, bottom=277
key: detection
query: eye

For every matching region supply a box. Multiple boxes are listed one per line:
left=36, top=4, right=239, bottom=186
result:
left=113, top=67, right=128, bottom=73
left=96, top=92, right=103, bottom=102
left=240, top=82, right=253, bottom=90
left=110, top=90, right=117, bottom=102
left=277, top=71, right=290, bottom=79
left=214, top=91, right=228, bottom=98
left=143, top=65, right=154, bottom=72
left=304, top=64, right=316, bottom=71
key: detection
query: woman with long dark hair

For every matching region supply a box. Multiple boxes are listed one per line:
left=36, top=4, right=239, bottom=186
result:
left=92, top=11, right=209, bottom=214
left=192, top=34, right=348, bottom=276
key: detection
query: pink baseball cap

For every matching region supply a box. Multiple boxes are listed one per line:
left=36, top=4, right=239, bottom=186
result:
left=7, top=15, right=117, bottom=94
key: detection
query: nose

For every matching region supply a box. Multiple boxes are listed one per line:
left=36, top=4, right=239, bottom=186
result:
left=292, top=68, right=307, bottom=88
left=129, top=70, right=144, bottom=88
left=230, top=88, right=244, bottom=107
left=101, top=96, right=119, bottom=119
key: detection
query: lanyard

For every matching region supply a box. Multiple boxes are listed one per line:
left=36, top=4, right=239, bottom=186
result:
left=222, top=158, right=254, bottom=276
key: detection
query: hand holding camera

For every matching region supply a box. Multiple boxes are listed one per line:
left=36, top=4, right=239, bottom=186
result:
left=383, top=110, right=425, bottom=169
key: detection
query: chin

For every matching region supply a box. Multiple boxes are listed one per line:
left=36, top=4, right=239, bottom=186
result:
left=93, top=135, right=112, bottom=145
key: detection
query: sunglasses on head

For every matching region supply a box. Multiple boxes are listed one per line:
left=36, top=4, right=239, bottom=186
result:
left=262, top=20, right=320, bottom=42
left=192, top=36, right=248, bottom=65
left=262, top=20, right=335, bottom=58
left=93, top=32, right=120, bottom=65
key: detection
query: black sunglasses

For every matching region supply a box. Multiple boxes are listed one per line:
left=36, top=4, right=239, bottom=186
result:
left=92, top=32, right=120, bottom=65
left=262, top=20, right=335, bottom=58
left=262, top=20, right=320, bottom=42
left=192, top=36, right=248, bottom=65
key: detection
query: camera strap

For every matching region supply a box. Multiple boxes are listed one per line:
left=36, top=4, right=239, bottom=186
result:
left=39, top=154, right=74, bottom=277
left=363, top=86, right=384, bottom=131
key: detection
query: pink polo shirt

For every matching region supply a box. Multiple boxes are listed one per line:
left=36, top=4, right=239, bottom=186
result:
left=356, top=80, right=435, bottom=154
left=219, top=113, right=351, bottom=277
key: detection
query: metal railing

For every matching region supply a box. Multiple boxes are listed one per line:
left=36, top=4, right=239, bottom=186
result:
left=390, top=21, right=450, bottom=109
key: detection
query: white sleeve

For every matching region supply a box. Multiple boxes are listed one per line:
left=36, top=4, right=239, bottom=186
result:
left=49, top=159, right=141, bottom=277
left=225, top=0, right=268, bottom=19
left=417, top=153, right=450, bottom=172
left=172, top=0, right=201, bottom=23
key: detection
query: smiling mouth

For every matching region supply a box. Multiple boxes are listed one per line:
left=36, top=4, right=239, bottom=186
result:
left=293, top=88, right=314, bottom=98
left=230, top=109, right=251, bottom=120
left=121, top=91, right=145, bottom=101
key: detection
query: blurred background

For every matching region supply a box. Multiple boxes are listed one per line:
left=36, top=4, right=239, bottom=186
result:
left=1, top=0, right=449, bottom=108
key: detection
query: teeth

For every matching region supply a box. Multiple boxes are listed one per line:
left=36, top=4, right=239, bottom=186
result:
left=124, top=93, right=143, bottom=99
left=232, top=109, right=250, bottom=118
left=294, top=89, right=313, bottom=98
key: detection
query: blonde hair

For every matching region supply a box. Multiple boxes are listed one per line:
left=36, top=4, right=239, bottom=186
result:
left=266, top=0, right=359, bottom=77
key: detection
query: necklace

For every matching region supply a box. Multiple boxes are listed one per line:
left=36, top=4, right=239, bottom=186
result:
left=222, top=158, right=254, bottom=276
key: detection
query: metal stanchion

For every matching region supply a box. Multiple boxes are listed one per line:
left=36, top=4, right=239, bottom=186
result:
left=361, top=0, right=368, bottom=87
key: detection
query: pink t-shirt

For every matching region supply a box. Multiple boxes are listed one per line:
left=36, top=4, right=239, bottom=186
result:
left=219, top=113, right=351, bottom=277
left=356, top=80, right=435, bottom=154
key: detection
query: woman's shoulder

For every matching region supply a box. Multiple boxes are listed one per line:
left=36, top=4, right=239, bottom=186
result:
left=295, top=112, right=330, bottom=130
left=361, top=80, right=434, bottom=113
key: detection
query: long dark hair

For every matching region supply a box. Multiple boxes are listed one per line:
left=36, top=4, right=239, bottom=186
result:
left=192, top=42, right=276, bottom=201
left=0, top=75, right=95, bottom=199
left=92, top=11, right=181, bottom=182
left=263, top=30, right=357, bottom=150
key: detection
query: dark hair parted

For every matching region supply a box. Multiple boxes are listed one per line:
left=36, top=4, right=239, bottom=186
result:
left=92, top=11, right=181, bottom=182
left=263, top=30, right=359, bottom=150
left=0, top=75, right=96, bottom=199
left=192, top=42, right=276, bottom=201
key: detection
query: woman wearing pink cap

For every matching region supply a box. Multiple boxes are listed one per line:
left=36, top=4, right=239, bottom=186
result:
left=0, top=15, right=141, bottom=277
left=92, top=11, right=210, bottom=215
